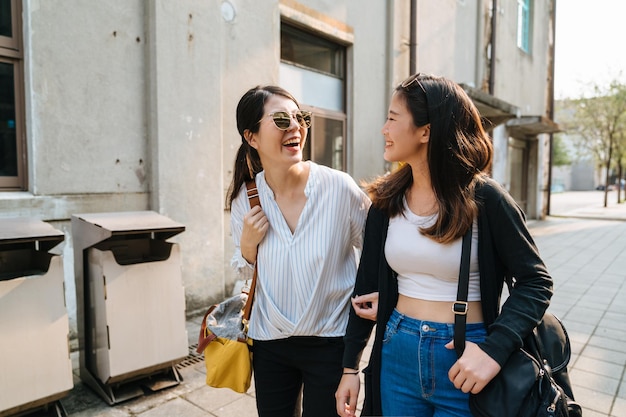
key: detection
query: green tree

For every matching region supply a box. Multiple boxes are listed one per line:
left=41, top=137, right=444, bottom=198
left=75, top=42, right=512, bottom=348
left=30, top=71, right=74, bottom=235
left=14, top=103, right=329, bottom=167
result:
left=551, top=134, right=571, bottom=166
left=558, top=79, right=626, bottom=207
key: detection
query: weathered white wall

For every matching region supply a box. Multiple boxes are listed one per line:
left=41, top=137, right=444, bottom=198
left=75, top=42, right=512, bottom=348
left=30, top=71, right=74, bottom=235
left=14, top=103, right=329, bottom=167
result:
left=2, top=0, right=554, bottom=341
left=27, top=1, right=148, bottom=196
left=5, top=0, right=394, bottom=340
left=493, top=0, right=552, bottom=115
left=145, top=1, right=226, bottom=312
left=416, top=0, right=482, bottom=86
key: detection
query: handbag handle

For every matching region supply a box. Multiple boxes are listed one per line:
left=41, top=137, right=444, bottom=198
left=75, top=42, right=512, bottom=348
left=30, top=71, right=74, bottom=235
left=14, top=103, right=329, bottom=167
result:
left=196, top=304, right=220, bottom=352
left=242, top=180, right=261, bottom=322
left=453, top=227, right=473, bottom=358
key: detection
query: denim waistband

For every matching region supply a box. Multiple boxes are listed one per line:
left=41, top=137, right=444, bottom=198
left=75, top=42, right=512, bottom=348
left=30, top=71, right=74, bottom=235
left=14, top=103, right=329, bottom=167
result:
left=387, top=308, right=485, bottom=339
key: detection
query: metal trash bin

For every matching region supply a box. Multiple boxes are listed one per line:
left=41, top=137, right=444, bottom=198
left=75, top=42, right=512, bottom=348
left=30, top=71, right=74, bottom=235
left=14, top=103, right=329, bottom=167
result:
left=0, top=218, right=72, bottom=417
left=71, top=211, right=187, bottom=405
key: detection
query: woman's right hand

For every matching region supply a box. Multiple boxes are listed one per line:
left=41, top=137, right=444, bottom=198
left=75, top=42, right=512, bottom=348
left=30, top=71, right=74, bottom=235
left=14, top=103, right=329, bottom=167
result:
left=351, top=292, right=379, bottom=321
left=240, top=205, right=269, bottom=263
left=335, top=372, right=361, bottom=417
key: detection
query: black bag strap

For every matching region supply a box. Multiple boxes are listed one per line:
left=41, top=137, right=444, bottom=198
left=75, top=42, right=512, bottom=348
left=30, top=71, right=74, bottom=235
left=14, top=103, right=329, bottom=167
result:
left=453, top=226, right=473, bottom=358
left=453, top=228, right=563, bottom=367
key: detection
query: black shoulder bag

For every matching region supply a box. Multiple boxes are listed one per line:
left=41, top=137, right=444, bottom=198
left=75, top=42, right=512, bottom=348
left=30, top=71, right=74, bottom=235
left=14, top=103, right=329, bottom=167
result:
left=453, top=229, right=582, bottom=417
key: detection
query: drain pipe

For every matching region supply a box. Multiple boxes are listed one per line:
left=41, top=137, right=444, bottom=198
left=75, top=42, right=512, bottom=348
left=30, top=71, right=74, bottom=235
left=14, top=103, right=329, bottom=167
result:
left=384, top=0, right=395, bottom=173
left=546, top=0, right=557, bottom=215
left=489, top=0, right=497, bottom=94
left=410, top=0, right=417, bottom=74
left=386, top=0, right=395, bottom=94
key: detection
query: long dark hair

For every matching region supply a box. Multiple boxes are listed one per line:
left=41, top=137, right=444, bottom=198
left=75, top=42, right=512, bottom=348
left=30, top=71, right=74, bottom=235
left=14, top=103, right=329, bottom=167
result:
left=367, top=74, right=493, bottom=243
left=225, top=85, right=301, bottom=209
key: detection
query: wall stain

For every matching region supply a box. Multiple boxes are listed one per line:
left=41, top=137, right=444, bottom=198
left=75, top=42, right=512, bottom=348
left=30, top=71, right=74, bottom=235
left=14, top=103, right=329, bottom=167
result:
left=135, top=159, right=146, bottom=185
left=187, top=12, right=194, bottom=52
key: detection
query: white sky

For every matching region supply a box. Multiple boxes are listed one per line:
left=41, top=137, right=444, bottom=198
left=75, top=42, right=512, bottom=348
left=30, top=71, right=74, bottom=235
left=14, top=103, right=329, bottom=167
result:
left=554, top=0, right=626, bottom=99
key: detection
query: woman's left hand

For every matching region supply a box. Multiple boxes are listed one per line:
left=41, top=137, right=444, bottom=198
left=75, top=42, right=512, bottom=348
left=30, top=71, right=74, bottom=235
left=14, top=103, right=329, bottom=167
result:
left=351, top=292, right=379, bottom=321
left=445, top=340, right=501, bottom=394
left=335, top=372, right=361, bottom=417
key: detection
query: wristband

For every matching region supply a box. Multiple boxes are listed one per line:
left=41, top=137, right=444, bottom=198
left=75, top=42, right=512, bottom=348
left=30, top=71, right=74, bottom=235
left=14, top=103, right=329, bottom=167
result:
left=343, top=371, right=359, bottom=375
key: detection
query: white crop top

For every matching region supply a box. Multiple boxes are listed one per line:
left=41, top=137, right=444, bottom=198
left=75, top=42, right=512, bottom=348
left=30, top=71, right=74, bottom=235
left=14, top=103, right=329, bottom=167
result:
left=385, top=200, right=481, bottom=302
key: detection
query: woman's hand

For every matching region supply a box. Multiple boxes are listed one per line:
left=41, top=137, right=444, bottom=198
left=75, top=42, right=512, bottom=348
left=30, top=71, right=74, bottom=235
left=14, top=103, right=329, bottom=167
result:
left=351, top=292, right=379, bottom=321
left=240, top=205, right=269, bottom=263
left=335, top=371, right=361, bottom=417
left=445, top=340, right=501, bottom=394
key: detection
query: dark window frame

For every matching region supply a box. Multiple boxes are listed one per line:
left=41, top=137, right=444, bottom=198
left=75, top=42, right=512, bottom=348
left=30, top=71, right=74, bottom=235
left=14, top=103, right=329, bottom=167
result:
left=280, top=22, right=348, bottom=172
left=302, top=107, right=347, bottom=171
left=0, top=0, right=26, bottom=190
left=281, top=22, right=345, bottom=79
left=0, top=57, right=25, bottom=188
left=516, top=0, right=531, bottom=54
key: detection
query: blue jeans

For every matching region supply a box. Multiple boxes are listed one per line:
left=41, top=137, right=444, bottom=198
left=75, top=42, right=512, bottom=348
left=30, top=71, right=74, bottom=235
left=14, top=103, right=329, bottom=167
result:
left=380, top=309, right=487, bottom=417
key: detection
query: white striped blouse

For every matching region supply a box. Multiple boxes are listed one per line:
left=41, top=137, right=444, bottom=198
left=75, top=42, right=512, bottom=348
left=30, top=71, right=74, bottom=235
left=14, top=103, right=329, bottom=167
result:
left=230, top=162, right=371, bottom=340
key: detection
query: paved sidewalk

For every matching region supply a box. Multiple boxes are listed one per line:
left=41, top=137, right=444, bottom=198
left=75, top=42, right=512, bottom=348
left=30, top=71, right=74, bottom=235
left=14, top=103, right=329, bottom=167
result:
left=47, top=198, right=626, bottom=416
left=549, top=190, right=626, bottom=222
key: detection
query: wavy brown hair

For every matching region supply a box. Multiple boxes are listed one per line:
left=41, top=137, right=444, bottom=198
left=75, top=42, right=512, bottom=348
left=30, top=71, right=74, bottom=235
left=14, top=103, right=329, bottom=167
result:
left=367, top=74, right=493, bottom=243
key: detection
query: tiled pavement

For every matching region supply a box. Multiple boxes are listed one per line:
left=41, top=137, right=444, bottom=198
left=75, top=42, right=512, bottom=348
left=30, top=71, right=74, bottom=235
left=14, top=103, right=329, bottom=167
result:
left=26, top=195, right=626, bottom=416
left=528, top=217, right=626, bottom=417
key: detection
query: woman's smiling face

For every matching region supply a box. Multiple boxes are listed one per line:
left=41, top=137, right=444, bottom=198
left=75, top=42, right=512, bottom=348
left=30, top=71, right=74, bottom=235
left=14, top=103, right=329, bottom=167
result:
left=248, top=94, right=308, bottom=167
left=381, top=92, right=430, bottom=166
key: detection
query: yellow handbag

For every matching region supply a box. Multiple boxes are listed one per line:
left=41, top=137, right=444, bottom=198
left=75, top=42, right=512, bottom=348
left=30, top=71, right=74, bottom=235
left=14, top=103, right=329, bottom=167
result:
left=198, top=293, right=254, bottom=393
left=196, top=180, right=259, bottom=393
left=203, top=333, right=254, bottom=393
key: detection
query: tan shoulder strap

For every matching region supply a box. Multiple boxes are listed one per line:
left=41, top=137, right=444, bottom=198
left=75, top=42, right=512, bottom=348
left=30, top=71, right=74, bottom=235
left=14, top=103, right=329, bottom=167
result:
left=245, top=180, right=260, bottom=209
left=242, top=180, right=260, bottom=321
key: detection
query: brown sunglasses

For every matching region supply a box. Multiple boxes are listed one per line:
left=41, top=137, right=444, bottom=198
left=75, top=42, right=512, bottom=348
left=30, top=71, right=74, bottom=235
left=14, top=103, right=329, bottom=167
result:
left=258, top=111, right=312, bottom=130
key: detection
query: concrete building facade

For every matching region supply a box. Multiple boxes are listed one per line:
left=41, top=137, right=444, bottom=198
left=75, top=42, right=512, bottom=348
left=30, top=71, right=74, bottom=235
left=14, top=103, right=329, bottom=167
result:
left=0, top=0, right=557, bottom=339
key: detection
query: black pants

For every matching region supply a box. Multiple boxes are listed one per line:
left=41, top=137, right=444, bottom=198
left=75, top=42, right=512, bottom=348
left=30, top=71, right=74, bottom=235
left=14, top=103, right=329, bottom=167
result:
left=252, top=336, right=344, bottom=417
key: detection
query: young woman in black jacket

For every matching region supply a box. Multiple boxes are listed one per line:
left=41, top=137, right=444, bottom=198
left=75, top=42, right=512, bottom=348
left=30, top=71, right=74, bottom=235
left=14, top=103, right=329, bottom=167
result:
left=335, top=74, right=552, bottom=417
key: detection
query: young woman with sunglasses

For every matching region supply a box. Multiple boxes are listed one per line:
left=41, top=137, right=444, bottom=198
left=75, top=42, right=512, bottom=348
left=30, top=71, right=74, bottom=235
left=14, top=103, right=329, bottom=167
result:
left=226, top=85, right=371, bottom=417
left=335, top=74, right=553, bottom=416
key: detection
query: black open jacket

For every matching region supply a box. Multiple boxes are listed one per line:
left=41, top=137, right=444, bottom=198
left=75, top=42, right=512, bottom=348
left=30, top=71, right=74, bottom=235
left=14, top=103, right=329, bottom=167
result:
left=342, top=177, right=553, bottom=416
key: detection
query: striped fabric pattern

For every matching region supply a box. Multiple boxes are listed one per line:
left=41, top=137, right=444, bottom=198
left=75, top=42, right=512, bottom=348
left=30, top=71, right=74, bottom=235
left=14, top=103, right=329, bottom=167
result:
left=230, top=162, right=370, bottom=340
